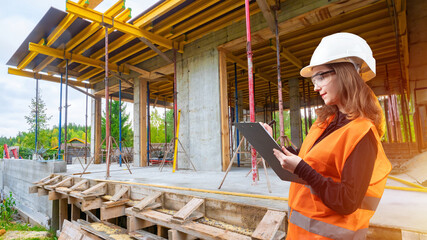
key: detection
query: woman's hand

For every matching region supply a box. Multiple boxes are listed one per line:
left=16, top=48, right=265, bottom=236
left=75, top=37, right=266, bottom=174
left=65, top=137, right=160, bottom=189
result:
left=273, top=146, right=303, bottom=173
left=260, top=122, right=273, bottom=136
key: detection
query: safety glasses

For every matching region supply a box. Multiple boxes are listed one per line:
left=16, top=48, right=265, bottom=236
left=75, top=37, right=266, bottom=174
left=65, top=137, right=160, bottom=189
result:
left=311, top=70, right=335, bottom=87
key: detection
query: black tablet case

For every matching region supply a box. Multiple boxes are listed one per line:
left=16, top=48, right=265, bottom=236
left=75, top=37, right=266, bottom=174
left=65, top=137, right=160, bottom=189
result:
left=235, top=122, right=306, bottom=184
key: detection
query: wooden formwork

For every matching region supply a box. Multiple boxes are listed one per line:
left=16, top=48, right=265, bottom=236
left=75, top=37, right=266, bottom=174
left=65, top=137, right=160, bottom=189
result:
left=30, top=174, right=287, bottom=240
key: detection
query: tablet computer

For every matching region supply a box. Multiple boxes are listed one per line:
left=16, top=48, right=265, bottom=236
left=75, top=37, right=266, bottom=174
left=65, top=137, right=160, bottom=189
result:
left=235, top=122, right=306, bottom=184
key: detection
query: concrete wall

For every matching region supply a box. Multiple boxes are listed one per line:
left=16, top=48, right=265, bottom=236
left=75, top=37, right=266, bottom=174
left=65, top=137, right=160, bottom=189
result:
left=0, top=159, right=66, bottom=228
left=408, top=0, right=427, bottom=104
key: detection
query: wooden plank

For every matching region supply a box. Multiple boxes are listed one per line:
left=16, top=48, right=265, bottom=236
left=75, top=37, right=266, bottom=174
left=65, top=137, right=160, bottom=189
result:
left=59, top=219, right=84, bottom=240
left=38, top=188, right=48, bottom=196
left=37, top=175, right=61, bottom=186
left=103, top=199, right=129, bottom=208
left=73, top=202, right=100, bottom=223
left=218, top=49, right=230, bottom=172
left=49, top=191, right=67, bottom=201
left=110, top=186, right=129, bottom=202
left=33, top=174, right=54, bottom=184
left=172, top=198, right=204, bottom=221
left=251, top=210, right=286, bottom=240
left=81, top=182, right=106, bottom=196
left=126, top=208, right=251, bottom=240
left=56, top=187, right=72, bottom=195
left=170, top=211, right=204, bottom=224
left=130, top=229, right=167, bottom=240
left=168, top=229, right=197, bottom=240
left=70, top=179, right=89, bottom=191
left=77, top=219, right=131, bottom=240
left=52, top=176, right=73, bottom=189
left=127, top=215, right=154, bottom=232
left=71, top=204, right=81, bottom=221
left=29, top=186, right=38, bottom=194
left=132, top=192, right=162, bottom=212
left=100, top=205, right=126, bottom=220
left=81, top=198, right=103, bottom=212
left=59, top=198, right=69, bottom=230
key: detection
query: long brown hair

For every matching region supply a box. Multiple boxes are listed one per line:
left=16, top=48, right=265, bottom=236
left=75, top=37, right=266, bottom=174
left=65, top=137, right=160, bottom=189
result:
left=315, top=62, right=385, bottom=137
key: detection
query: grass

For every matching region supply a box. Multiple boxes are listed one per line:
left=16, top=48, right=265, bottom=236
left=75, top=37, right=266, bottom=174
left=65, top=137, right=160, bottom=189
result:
left=0, top=220, right=57, bottom=240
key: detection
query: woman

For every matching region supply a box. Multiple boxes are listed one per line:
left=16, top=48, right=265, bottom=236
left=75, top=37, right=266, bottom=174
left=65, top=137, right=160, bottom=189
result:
left=264, top=33, right=392, bottom=239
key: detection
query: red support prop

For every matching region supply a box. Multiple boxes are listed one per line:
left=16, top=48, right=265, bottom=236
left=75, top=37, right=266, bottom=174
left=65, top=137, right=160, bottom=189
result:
left=245, top=0, right=257, bottom=183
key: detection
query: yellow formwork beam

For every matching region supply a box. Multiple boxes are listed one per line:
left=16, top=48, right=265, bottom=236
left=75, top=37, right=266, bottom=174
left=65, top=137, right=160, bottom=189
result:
left=185, top=3, right=260, bottom=44
left=28, top=42, right=127, bottom=75
left=78, top=34, right=136, bottom=73
left=17, top=0, right=91, bottom=70
left=78, top=68, right=103, bottom=82
left=8, top=67, right=90, bottom=88
left=104, top=0, right=126, bottom=18
left=66, top=1, right=182, bottom=52
left=133, top=0, right=185, bottom=28
left=57, top=7, right=132, bottom=69
left=150, top=0, right=220, bottom=34
left=160, top=0, right=244, bottom=38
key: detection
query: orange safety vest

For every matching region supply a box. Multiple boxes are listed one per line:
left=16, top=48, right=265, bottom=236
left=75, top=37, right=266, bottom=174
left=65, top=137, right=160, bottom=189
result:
left=287, top=117, right=391, bottom=240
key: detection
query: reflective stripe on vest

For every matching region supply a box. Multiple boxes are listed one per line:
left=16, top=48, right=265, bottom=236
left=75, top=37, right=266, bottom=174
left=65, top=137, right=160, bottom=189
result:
left=305, top=185, right=381, bottom=211
left=289, top=208, right=369, bottom=240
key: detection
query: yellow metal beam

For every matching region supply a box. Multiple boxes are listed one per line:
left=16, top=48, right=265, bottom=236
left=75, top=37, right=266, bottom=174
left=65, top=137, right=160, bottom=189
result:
left=162, top=0, right=244, bottom=39
left=150, top=0, right=220, bottom=34
left=104, top=0, right=126, bottom=18
left=133, top=0, right=185, bottom=28
left=56, top=7, right=132, bottom=69
left=78, top=68, right=103, bottom=82
left=8, top=67, right=90, bottom=88
left=185, top=3, right=260, bottom=44
left=66, top=1, right=181, bottom=51
left=28, top=42, right=125, bottom=74
left=271, top=39, right=303, bottom=69
left=17, top=0, right=92, bottom=70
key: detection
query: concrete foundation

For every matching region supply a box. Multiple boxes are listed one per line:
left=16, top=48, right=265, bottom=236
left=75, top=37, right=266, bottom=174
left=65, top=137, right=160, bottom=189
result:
left=0, top=159, right=66, bottom=228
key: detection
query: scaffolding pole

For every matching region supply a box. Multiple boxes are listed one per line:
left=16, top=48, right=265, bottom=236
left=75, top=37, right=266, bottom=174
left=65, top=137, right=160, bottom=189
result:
left=57, top=74, right=63, bottom=160
left=35, top=77, right=39, bottom=154
left=119, top=79, right=122, bottom=167
left=245, top=0, right=257, bottom=183
left=104, top=26, right=111, bottom=178
left=64, top=59, right=69, bottom=163
left=275, top=11, right=285, bottom=147
left=234, top=63, right=240, bottom=167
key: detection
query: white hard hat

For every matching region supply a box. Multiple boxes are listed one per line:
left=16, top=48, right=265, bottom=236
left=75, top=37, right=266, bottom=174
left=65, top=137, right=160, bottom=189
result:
left=300, top=32, right=376, bottom=81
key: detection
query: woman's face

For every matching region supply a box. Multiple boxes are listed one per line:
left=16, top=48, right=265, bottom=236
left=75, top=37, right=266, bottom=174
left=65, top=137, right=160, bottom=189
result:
left=311, top=65, right=342, bottom=109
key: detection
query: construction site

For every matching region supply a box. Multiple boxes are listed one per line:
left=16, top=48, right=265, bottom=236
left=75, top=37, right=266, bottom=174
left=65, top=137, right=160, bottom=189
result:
left=2, top=0, right=427, bottom=239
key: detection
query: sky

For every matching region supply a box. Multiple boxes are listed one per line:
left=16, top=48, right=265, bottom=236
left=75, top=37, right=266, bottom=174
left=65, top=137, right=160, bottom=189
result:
left=0, top=0, right=159, bottom=138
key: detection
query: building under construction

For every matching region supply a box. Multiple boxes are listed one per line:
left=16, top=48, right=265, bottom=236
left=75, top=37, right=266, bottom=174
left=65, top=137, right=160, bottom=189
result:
left=2, top=0, right=427, bottom=239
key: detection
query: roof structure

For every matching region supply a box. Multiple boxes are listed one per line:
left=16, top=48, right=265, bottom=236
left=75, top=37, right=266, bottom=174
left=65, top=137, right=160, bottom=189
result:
left=7, top=0, right=408, bottom=108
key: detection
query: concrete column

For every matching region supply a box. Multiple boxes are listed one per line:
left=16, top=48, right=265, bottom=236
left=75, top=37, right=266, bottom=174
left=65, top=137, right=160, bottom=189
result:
left=177, top=48, right=222, bottom=171
left=289, top=78, right=302, bottom=148
left=133, top=78, right=147, bottom=167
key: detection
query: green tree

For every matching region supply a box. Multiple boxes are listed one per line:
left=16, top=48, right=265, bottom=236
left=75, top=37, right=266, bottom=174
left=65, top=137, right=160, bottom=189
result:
left=24, top=91, right=52, bottom=132
left=102, top=100, right=133, bottom=147
left=23, top=91, right=52, bottom=150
